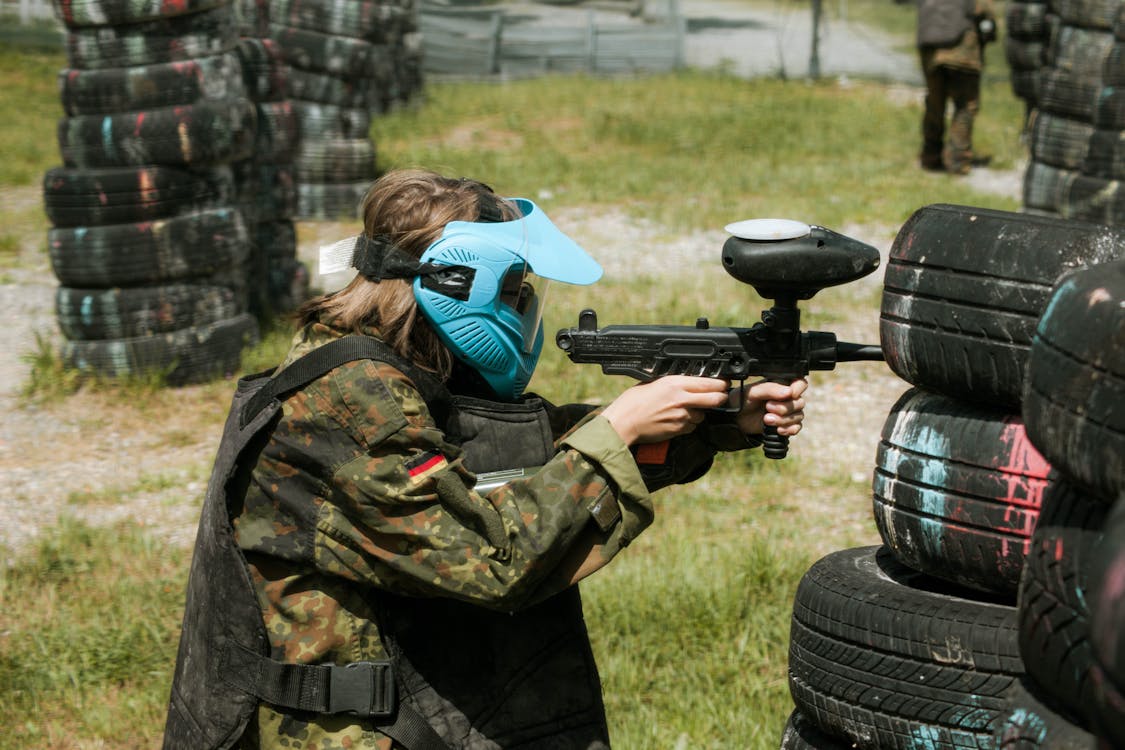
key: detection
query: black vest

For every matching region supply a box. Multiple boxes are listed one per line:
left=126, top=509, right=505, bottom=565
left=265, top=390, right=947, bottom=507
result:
left=162, top=337, right=610, bottom=750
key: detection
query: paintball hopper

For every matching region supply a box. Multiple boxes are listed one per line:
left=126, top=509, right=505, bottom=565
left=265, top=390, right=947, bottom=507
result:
left=722, top=219, right=881, bottom=301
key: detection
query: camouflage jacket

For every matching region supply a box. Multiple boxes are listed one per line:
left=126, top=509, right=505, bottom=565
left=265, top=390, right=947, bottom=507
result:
left=233, top=321, right=747, bottom=748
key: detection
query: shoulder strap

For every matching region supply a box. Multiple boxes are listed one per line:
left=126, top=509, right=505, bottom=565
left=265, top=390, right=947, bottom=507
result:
left=240, top=335, right=452, bottom=429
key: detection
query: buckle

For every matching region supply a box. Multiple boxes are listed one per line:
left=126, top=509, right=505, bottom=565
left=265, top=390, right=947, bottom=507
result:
left=328, top=661, right=396, bottom=718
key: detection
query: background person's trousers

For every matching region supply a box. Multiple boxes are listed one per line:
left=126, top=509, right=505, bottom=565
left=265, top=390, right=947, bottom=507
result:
left=920, top=51, right=981, bottom=173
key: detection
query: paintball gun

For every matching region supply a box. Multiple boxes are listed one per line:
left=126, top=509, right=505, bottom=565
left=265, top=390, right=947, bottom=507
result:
left=555, top=219, right=885, bottom=459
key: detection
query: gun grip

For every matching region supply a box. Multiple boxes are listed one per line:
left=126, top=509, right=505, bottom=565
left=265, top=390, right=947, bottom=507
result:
left=762, top=425, right=789, bottom=459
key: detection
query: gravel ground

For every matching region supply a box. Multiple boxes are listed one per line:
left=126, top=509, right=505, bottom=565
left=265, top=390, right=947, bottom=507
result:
left=0, top=1, right=1024, bottom=561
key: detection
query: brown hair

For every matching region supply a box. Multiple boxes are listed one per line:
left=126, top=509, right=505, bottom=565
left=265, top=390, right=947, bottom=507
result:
left=296, top=168, right=518, bottom=379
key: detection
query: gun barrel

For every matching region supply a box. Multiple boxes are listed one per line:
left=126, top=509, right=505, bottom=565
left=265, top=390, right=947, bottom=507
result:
left=836, top=341, right=884, bottom=362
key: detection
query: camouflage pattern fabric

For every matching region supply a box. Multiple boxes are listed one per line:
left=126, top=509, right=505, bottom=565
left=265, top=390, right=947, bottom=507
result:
left=233, top=321, right=656, bottom=748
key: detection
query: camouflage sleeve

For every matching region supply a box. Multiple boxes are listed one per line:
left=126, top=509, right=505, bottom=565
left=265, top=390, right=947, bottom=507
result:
left=314, top=365, right=654, bottom=614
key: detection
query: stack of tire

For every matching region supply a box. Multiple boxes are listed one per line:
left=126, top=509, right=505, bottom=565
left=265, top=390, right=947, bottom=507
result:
left=779, top=204, right=1124, bottom=749
left=259, top=0, right=423, bottom=220
left=1021, top=0, right=1125, bottom=223
left=228, top=35, right=308, bottom=318
left=1004, top=0, right=1052, bottom=129
left=1018, top=256, right=1125, bottom=747
left=45, top=0, right=260, bottom=385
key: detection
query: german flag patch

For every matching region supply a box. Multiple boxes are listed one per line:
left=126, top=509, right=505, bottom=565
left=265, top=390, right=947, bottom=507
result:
left=404, top=450, right=448, bottom=484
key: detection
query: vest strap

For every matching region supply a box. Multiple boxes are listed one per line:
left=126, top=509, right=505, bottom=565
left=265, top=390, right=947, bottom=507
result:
left=240, top=335, right=451, bottom=429
left=223, top=642, right=451, bottom=749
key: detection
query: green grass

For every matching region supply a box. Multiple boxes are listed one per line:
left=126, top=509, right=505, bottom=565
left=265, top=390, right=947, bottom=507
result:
left=0, top=517, right=188, bottom=747
left=0, top=45, right=64, bottom=187
left=1, top=18, right=1024, bottom=749
left=376, top=69, right=1022, bottom=233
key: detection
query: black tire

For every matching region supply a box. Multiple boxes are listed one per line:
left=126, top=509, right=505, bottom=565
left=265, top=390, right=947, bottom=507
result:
left=1052, top=26, right=1116, bottom=80
left=1084, top=128, right=1125, bottom=179
left=873, top=388, right=1051, bottom=597
left=270, top=0, right=399, bottom=40
left=879, top=204, right=1125, bottom=410
left=53, top=0, right=227, bottom=29
left=61, top=312, right=258, bottom=386
left=57, top=99, right=257, bottom=169
left=64, top=6, right=238, bottom=70
left=1006, top=1, right=1050, bottom=40
left=1055, top=0, right=1120, bottom=31
left=55, top=282, right=242, bottom=340
left=294, top=137, right=377, bottom=181
left=267, top=257, right=310, bottom=314
left=57, top=52, right=246, bottom=116
left=284, top=67, right=377, bottom=109
left=788, top=546, right=1087, bottom=749
left=1022, top=159, right=1076, bottom=214
left=1038, top=70, right=1101, bottom=123
left=296, top=180, right=369, bottom=219
left=1105, top=43, right=1125, bottom=86
left=991, top=685, right=1100, bottom=748
left=42, top=165, right=234, bottom=228
left=1087, top=496, right=1125, bottom=748
left=246, top=220, right=304, bottom=317
left=1029, top=111, right=1095, bottom=170
left=268, top=23, right=387, bottom=77
left=778, top=710, right=852, bottom=749
left=291, top=99, right=372, bottom=139
left=48, top=207, right=249, bottom=288
left=253, top=219, right=297, bottom=264
left=1095, top=83, right=1125, bottom=128
left=233, top=0, right=269, bottom=36
left=1022, top=260, right=1125, bottom=502
left=1011, top=68, right=1042, bottom=105
left=1062, top=172, right=1125, bottom=223
left=232, top=161, right=297, bottom=223
left=234, top=36, right=289, bottom=103
left=249, top=100, right=301, bottom=164
left=1006, top=37, right=1049, bottom=70
left=1017, top=477, right=1106, bottom=728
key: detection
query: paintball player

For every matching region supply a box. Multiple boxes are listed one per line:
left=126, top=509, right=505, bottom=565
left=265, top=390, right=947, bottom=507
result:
left=916, top=0, right=998, bottom=174
left=162, top=168, right=806, bottom=749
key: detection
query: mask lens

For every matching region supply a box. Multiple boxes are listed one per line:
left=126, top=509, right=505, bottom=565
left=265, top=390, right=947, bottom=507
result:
left=498, top=266, right=549, bottom=355
left=500, top=267, right=533, bottom=314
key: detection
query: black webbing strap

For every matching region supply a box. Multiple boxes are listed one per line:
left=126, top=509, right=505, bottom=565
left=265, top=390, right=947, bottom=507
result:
left=222, top=643, right=450, bottom=749
left=239, top=335, right=451, bottom=430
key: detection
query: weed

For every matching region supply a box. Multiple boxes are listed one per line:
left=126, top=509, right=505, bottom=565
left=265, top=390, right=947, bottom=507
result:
left=20, top=332, right=83, bottom=402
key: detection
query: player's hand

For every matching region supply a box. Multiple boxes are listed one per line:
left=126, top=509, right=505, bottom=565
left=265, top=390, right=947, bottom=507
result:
left=601, top=376, right=731, bottom=446
left=732, top=378, right=808, bottom=437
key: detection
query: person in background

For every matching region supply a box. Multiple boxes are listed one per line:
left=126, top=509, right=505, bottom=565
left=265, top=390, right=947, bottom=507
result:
left=162, top=168, right=808, bottom=749
left=916, top=0, right=998, bottom=174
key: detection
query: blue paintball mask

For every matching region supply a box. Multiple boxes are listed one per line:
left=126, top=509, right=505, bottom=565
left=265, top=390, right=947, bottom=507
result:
left=412, top=198, right=602, bottom=399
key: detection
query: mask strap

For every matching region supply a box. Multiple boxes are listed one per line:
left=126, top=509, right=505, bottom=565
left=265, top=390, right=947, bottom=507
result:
left=318, top=186, right=506, bottom=280
left=477, top=195, right=504, bottom=223
left=351, top=234, right=449, bottom=281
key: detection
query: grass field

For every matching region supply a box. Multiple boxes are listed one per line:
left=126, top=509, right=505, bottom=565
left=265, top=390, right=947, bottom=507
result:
left=0, top=8, right=1027, bottom=748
